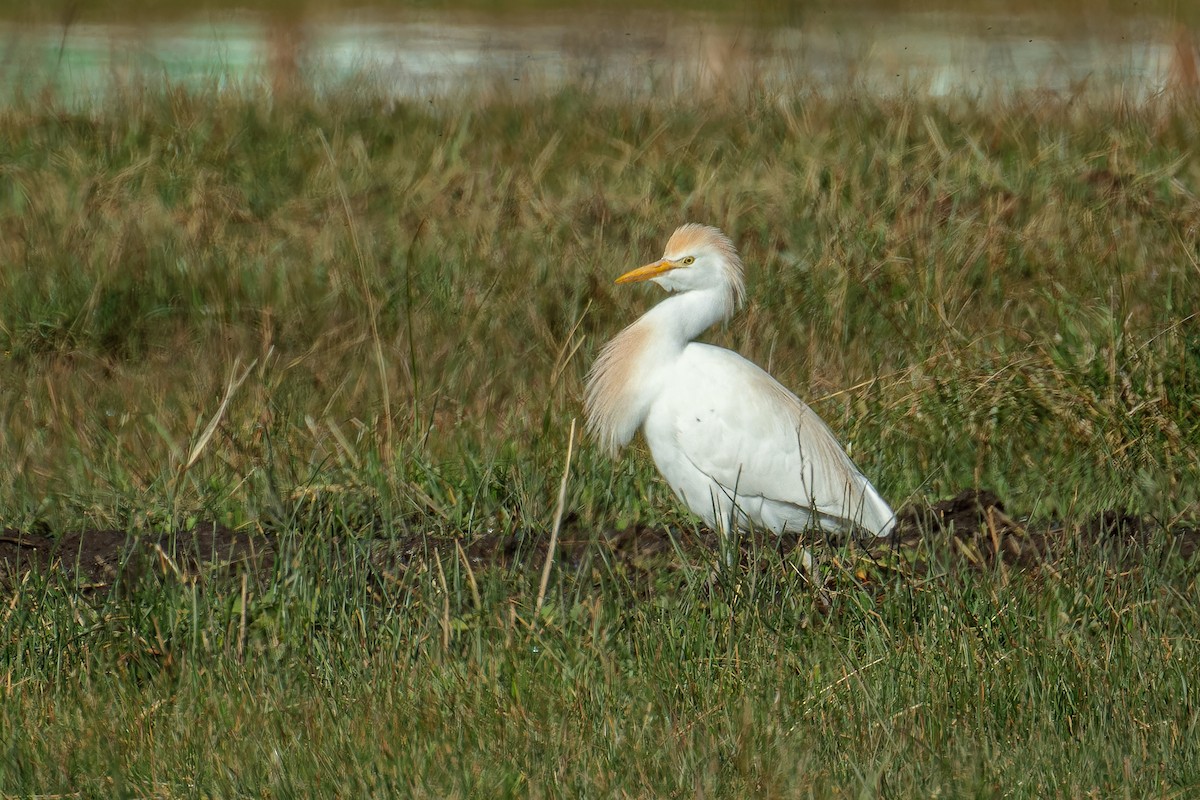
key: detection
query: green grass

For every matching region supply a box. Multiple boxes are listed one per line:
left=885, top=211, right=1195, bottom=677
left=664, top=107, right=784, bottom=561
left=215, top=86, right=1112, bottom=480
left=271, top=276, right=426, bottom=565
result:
left=2, top=531, right=1198, bottom=796
left=0, top=76, right=1199, bottom=796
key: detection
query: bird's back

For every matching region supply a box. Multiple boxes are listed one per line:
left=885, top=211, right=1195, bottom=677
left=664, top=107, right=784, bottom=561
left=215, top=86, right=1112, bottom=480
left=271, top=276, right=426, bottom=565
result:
left=642, top=343, right=895, bottom=537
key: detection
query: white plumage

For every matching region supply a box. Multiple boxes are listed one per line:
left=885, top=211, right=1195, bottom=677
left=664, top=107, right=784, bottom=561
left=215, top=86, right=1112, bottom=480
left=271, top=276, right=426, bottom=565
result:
left=585, top=223, right=895, bottom=538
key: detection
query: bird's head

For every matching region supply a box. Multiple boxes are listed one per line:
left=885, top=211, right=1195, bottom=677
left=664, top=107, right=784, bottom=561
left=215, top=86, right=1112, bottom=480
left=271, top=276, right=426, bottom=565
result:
left=616, top=223, right=746, bottom=309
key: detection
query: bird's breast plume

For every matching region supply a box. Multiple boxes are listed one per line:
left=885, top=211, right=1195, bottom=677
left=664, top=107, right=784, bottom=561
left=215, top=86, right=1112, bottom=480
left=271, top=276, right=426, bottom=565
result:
left=584, top=321, right=655, bottom=456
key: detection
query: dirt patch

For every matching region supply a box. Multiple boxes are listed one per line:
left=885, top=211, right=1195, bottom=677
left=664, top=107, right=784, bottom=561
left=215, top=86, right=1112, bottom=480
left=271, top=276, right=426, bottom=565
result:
left=0, top=522, right=274, bottom=592
left=882, top=489, right=1199, bottom=569
left=2, top=490, right=1197, bottom=595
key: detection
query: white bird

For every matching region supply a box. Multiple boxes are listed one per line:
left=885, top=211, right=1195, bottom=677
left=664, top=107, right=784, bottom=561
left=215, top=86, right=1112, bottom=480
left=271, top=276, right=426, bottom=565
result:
left=585, top=223, right=895, bottom=541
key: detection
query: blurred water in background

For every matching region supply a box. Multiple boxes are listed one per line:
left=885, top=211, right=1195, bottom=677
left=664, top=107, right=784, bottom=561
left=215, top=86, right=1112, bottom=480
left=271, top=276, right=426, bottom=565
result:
left=0, top=6, right=1197, bottom=104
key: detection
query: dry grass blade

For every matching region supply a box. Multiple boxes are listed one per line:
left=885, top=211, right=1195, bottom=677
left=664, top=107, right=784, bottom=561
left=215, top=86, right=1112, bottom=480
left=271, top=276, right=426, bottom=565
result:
left=316, top=128, right=393, bottom=461
left=237, top=572, right=249, bottom=664
left=455, top=539, right=482, bottom=610
left=536, top=418, right=576, bottom=618
left=433, top=550, right=451, bottom=653
left=184, top=357, right=256, bottom=472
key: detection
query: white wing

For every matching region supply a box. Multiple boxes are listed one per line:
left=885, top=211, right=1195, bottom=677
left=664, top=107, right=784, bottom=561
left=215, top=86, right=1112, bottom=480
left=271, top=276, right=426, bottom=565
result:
left=659, top=344, right=894, bottom=535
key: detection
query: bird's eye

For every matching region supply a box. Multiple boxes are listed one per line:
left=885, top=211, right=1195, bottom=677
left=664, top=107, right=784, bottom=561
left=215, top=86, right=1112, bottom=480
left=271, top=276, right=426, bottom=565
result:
left=681, top=256, right=696, bottom=265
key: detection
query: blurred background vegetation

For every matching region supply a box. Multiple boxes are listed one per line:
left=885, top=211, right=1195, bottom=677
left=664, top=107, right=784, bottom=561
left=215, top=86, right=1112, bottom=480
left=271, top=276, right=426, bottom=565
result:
left=1, top=1, right=1199, bottom=533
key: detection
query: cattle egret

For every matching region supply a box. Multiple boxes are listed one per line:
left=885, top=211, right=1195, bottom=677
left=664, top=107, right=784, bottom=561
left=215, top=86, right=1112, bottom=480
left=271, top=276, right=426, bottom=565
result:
left=585, top=223, right=895, bottom=540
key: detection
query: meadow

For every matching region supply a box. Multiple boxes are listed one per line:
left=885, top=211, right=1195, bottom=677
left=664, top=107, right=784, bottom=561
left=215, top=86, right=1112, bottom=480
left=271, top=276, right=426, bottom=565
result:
left=0, top=57, right=1199, bottom=795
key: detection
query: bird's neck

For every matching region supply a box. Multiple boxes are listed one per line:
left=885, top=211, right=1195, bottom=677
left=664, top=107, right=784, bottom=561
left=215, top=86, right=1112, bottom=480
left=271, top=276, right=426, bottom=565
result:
left=640, top=286, right=732, bottom=350
left=584, top=286, right=733, bottom=454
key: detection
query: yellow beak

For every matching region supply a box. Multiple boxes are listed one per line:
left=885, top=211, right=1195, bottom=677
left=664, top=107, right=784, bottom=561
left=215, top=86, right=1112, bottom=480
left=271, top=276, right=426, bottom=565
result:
left=615, top=259, right=677, bottom=284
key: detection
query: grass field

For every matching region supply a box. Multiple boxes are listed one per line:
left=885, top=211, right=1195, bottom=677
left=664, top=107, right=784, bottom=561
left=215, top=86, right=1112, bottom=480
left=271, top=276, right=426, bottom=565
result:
left=1, top=65, right=1199, bottom=796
